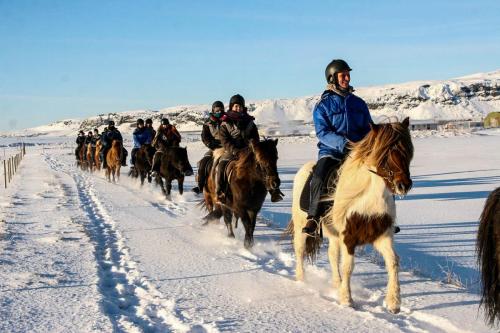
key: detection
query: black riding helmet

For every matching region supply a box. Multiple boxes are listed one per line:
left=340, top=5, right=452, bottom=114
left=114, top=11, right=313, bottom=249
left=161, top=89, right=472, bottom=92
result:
left=88, top=131, right=93, bottom=135
left=161, top=118, right=169, bottom=126
left=137, top=118, right=144, bottom=126
left=211, top=101, right=224, bottom=117
left=79, top=130, right=85, bottom=135
left=325, top=59, right=352, bottom=84
left=145, top=118, right=153, bottom=125
left=94, top=128, right=99, bottom=133
left=229, top=94, right=245, bottom=111
left=108, top=120, right=115, bottom=127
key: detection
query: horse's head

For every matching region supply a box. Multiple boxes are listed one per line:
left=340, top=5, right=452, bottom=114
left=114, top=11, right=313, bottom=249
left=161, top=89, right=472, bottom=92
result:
left=250, top=138, right=281, bottom=191
left=354, top=117, right=414, bottom=196
left=166, top=147, right=194, bottom=176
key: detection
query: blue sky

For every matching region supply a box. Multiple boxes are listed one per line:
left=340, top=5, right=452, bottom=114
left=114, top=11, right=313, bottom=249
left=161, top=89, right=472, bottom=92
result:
left=1, top=0, right=499, bottom=131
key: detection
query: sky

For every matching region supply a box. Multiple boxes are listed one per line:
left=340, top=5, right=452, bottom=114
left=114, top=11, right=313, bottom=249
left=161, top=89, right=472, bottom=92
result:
left=1, top=0, right=499, bottom=132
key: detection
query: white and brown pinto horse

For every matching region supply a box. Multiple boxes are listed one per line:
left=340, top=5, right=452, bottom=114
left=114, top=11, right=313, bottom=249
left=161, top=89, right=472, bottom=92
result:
left=288, top=117, right=413, bottom=313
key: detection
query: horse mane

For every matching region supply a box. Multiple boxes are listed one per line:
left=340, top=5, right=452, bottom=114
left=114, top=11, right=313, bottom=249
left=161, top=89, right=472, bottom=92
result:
left=234, top=147, right=258, bottom=178
left=329, top=120, right=413, bottom=226
left=350, top=121, right=413, bottom=171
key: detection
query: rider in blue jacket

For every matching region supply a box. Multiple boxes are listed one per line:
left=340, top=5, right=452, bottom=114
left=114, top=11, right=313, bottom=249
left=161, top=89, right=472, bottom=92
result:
left=131, top=118, right=152, bottom=166
left=303, top=59, right=373, bottom=236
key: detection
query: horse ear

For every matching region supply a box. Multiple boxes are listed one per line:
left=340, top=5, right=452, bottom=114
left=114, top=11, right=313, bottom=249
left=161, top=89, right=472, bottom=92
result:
left=402, top=117, right=410, bottom=128
left=274, top=138, right=278, bottom=146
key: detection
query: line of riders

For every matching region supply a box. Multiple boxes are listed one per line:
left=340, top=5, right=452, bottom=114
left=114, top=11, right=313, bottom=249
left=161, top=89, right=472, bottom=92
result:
left=75, top=59, right=401, bottom=238
left=74, top=93, right=285, bottom=201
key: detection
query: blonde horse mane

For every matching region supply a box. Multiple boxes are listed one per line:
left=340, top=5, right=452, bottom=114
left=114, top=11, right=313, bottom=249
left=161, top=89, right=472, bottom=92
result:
left=330, top=120, right=413, bottom=226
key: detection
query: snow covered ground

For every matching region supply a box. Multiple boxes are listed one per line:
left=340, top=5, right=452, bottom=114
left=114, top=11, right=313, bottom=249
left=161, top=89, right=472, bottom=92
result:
left=1, top=129, right=499, bottom=332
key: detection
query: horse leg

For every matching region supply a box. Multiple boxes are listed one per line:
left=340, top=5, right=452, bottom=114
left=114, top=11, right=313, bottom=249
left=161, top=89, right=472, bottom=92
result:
left=328, top=235, right=341, bottom=289
left=373, top=234, right=401, bottom=313
left=223, top=209, right=234, bottom=238
left=116, top=166, right=120, bottom=181
left=166, top=179, right=172, bottom=196
left=157, top=176, right=167, bottom=196
left=240, top=211, right=254, bottom=249
left=140, top=171, right=145, bottom=185
left=293, top=221, right=307, bottom=282
left=178, top=176, right=184, bottom=195
left=339, top=240, right=354, bottom=307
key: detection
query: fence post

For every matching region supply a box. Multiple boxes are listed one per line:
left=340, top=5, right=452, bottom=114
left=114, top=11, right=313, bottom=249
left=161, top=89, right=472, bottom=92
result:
left=8, top=158, right=11, bottom=183
left=3, top=160, right=6, bottom=189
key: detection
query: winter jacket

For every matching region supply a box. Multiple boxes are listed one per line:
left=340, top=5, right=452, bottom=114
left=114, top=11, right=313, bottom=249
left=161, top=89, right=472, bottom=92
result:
left=201, top=119, right=223, bottom=150
left=132, top=127, right=152, bottom=149
left=76, top=135, right=86, bottom=146
left=101, top=128, right=123, bottom=147
left=91, top=134, right=101, bottom=147
left=152, top=124, right=181, bottom=149
left=313, top=89, right=372, bottom=159
left=144, top=127, right=156, bottom=145
left=84, top=135, right=93, bottom=146
left=220, top=112, right=260, bottom=155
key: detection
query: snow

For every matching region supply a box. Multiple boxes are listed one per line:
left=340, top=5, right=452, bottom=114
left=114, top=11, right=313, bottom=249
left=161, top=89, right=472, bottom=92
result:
left=1, top=129, right=499, bottom=332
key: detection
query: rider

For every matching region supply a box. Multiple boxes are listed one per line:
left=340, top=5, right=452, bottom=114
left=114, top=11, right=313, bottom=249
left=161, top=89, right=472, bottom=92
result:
left=100, top=120, right=127, bottom=169
left=144, top=118, right=156, bottom=160
left=302, top=59, right=373, bottom=236
left=192, top=100, right=225, bottom=194
left=150, top=118, right=182, bottom=174
left=75, top=130, right=86, bottom=160
left=130, top=118, right=152, bottom=167
left=89, top=128, right=100, bottom=164
left=216, top=94, right=283, bottom=203
left=84, top=131, right=93, bottom=158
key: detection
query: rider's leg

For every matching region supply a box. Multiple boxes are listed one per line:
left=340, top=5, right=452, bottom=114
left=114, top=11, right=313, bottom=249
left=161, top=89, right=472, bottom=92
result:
left=197, top=153, right=212, bottom=191
left=121, top=148, right=128, bottom=166
left=130, top=148, right=138, bottom=166
left=303, top=156, right=339, bottom=235
left=216, top=156, right=230, bottom=201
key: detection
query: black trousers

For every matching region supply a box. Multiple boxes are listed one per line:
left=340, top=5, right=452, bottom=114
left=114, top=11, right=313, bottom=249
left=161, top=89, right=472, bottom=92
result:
left=308, top=156, right=342, bottom=218
left=197, top=152, right=212, bottom=190
left=131, top=148, right=139, bottom=165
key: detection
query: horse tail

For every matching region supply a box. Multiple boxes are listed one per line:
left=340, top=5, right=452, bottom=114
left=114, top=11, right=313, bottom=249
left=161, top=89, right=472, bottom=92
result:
left=477, top=187, right=500, bottom=326
left=284, top=219, right=294, bottom=237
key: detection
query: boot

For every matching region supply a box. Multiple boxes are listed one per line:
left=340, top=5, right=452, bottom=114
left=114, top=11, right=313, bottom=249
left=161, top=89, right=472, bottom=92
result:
left=192, top=186, right=201, bottom=194
left=215, top=164, right=226, bottom=203
left=302, top=216, right=320, bottom=237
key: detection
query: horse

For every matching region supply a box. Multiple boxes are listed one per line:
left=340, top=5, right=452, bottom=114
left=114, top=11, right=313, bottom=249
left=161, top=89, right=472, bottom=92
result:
left=156, top=146, right=194, bottom=197
left=94, top=140, right=102, bottom=171
left=477, top=186, right=500, bottom=327
left=130, top=144, right=153, bottom=185
left=78, top=144, right=88, bottom=171
left=204, top=139, right=281, bottom=248
left=287, top=118, right=413, bottom=313
left=86, top=143, right=94, bottom=172
left=105, top=140, right=122, bottom=182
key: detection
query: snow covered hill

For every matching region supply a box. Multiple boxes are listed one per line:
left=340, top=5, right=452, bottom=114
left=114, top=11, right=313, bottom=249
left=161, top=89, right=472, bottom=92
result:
left=3, top=70, right=499, bottom=138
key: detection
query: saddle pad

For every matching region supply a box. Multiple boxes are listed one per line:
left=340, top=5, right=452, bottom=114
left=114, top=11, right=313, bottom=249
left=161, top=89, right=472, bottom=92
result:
left=299, top=165, right=338, bottom=213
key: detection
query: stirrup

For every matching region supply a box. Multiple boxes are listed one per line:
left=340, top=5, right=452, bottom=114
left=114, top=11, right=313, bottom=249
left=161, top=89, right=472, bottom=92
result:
left=302, top=218, right=320, bottom=237
left=192, top=186, right=201, bottom=194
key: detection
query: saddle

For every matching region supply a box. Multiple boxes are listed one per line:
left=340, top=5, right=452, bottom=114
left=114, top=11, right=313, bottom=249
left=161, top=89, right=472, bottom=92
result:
left=299, top=163, right=339, bottom=214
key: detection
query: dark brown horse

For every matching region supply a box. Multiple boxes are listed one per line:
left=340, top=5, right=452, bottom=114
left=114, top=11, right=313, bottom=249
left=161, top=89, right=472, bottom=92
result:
left=156, top=147, right=194, bottom=197
left=129, top=145, right=153, bottom=185
left=477, top=186, right=500, bottom=327
left=204, top=139, right=281, bottom=248
left=78, top=144, right=88, bottom=171
left=106, top=140, right=122, bottom=182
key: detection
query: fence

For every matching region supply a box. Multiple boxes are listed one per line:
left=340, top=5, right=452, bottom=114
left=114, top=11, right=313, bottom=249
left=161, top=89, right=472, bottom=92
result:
left=3, top=143, right=26, bottom=189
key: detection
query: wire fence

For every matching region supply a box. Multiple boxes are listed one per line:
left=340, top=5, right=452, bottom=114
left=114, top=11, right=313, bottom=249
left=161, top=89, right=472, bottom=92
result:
left=2, top=143, right=26, bottom=189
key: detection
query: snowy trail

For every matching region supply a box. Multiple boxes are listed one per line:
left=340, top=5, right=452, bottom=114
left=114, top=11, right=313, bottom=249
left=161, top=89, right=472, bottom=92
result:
left=1, top=138, right=497, bottom=332
left=45, top=148, right=487, bottom=332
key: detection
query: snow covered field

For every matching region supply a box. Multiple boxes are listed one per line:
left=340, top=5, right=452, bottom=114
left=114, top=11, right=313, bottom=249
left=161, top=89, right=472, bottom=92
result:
left=1, top=130, right=499, bottom=332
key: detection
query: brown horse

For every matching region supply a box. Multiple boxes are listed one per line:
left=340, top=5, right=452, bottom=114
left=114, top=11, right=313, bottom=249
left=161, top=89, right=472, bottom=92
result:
left=477, top=186, right=500, bottom=327
left=78, top=144, right=88, bottom=171
left=106, top=140, right=122, bottom=182
left=86, top=143, right=94, bottom=172
left=288, top=118, right=413, bottom=313
left=156, top=147, right=194, bottom=197
left=94, top=140, right=102, bottom=171
left=204, top=139, right=281, bottom=248
left=130, top=145, right=153, bottom=185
